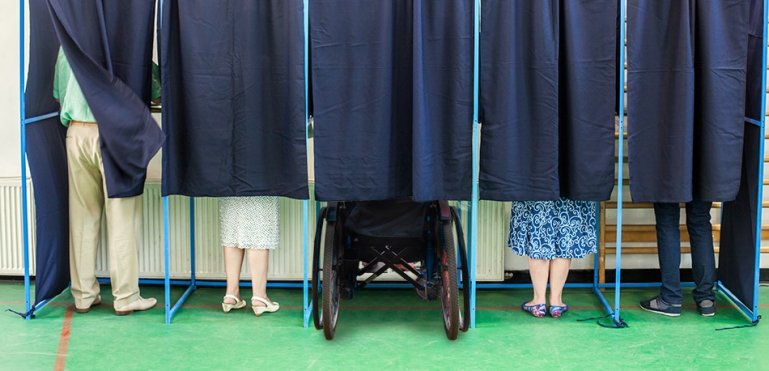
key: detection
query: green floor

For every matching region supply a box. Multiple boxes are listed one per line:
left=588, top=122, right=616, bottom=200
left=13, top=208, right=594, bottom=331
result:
left=1, top=281, right=768, bottom=371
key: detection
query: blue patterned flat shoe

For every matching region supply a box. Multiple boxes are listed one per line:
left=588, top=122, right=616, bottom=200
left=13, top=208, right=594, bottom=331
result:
left=521, top=302, right=546, bottom=318
left=549, top=304, right=569, bottom=318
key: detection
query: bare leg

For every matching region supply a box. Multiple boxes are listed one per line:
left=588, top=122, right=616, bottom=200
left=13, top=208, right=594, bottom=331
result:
left=223, top=246, right=245, bottom=304
left=548, top=258, right=572, bottom=306
left=526, top=257, right=551, bottom=305
left=248, top=249, right=272, bottom=306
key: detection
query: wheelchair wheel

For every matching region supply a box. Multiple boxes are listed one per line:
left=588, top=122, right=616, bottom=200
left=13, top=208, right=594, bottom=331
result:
left=439, top=217, right=460, bottom=340
left=312, top=207, right=327, bottom=330
left=322, top=219, right=342, bottom=340
left=451, top=207, right=471, bottom=333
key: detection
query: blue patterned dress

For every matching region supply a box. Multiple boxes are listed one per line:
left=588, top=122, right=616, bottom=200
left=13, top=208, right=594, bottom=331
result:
left=508, top=198, right=597, bottom=260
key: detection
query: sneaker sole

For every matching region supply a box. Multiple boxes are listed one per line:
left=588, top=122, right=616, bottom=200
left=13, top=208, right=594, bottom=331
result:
left=700, top=312, right=715, bottom=317
left=639, top=304, right=681, bottom=317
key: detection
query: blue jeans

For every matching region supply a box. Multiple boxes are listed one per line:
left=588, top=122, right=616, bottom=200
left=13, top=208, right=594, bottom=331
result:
left=654, top=200, right=716, bottom=304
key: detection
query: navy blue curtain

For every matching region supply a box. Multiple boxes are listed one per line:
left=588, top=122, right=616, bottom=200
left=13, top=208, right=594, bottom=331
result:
left=627, top=0, right=749, bottom=203
left=719, top=0, right=764, bottom=312
left=479, top=0, right=617, bottom=202
left=160, top=0, right=308, bottom=199
left=48, top=0, right=163, bottom=198
left=23, top=0, right=69, bottom=315
left=311, top=0, right=473, bottom=202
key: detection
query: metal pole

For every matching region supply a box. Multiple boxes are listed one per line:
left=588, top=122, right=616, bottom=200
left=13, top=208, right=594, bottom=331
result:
left=302, top=0, right=310, bottom=328
left=163, top=196, right=171, bottom=324
left=468, top=0, right=481, bottom=329
left=20, top=0, right=31, bottom=320
left=751, top=0, right=769, bottom=322
left=190, top=197, right=196, bottom=287
left=613, top=0, right=628, bottom=325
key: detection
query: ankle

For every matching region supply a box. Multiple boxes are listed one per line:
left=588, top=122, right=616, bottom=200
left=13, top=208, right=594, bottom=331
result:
left=224, top=292, right=241, bottom=304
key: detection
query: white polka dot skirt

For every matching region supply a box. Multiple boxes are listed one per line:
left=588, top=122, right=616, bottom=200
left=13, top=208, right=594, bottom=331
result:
left=219, top=196, right=280, bottom=249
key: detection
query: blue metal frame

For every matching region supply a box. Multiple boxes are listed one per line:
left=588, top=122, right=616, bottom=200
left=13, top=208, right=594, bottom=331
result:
left=610, top=0, right=628, bottom=327
left=163, top=196, right=200, bottom=324
left=468, top=0, right=481, bottom=330
left=302, top=0, right=311, bottom=329
left=20, top=0, right=31, bottom=320
left=162, top=0, right=312, bottom=325
left=16, top=0, right=764, bottom=329
left=716, top=0, right=769, bottom=324
left=472, top=1, right=625, bottom=328
left=154, top=0, right=201, bottom=324
left=749, top=0, right=768, bottom=323
left=19, top=1, right=62, bottom=320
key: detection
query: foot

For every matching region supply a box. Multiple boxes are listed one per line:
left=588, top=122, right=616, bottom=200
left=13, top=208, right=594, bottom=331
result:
left=222, top=294, right=246, bottom=313
left=75, top=295, right=102, bottom=314
left=549, top=304, right=569, bottom=318
left=251, top=296, right=279, bottom=316
left=521, top=302, right=546, bottom=318
left=114, top=297, right=157, bottom=316
left=639, top=296, right=681, bottom=317
left=697, top=299, right=716, bottom=317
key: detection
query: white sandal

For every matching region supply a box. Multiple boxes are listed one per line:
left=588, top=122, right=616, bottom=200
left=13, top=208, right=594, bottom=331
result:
left=222, top=294, right=246, bottom=313
left=251, top=296, right=279, bottom=316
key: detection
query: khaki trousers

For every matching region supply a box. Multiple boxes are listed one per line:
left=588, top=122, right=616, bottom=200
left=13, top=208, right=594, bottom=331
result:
left=66, top=124, right=142, bottom=309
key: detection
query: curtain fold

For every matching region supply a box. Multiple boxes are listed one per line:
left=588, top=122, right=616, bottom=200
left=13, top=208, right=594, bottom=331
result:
left=627, top=0, right=749, bottom=203
left=24, top=0, right=69, bottom=314
left=479, top=0, right=617, bottom=202
left=311, top=0, right=473, bottom=202
left=719, top=0, right=764, bottom=312
left=48, top=0, right=164, bottom=198
left=160, top=0, right=308, bottom=199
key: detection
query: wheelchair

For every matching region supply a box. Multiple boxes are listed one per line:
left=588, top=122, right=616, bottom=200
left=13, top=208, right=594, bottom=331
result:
left=311, top=198, right=470, bottom=340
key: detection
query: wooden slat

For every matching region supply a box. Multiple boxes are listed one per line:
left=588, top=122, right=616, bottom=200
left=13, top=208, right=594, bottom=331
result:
left=604, top=224, right=769, bottom=243
left=604, top=224, right=720, bottom=243
left=604, top=202, right=723, bottom=209
left=606, top=246, right=769, bottom=255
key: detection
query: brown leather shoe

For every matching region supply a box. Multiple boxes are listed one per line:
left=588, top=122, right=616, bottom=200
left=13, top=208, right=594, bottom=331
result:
left=75, top=295, right=102, bottom=314
left=114, top=297, right=157, bottom=316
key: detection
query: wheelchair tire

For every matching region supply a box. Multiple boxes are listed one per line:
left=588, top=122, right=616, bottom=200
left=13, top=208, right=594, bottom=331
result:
left=440, top=218, right=460, bottom=340
left=312, top=207, right=328, bottom=330
left=451, top=207, right=471, bottom=333
left=322, top=219, right=341, bottom=340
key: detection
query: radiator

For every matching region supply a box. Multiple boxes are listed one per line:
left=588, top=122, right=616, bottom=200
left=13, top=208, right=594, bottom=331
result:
left=0, top=180, right=506, bottom=281
left=0, top=179, right=35, bottom=275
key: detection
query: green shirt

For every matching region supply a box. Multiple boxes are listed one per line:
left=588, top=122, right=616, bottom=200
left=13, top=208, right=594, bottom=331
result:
left=53, top=48, right=162, bottom=127
left=53, top=48, right=96, bottom=126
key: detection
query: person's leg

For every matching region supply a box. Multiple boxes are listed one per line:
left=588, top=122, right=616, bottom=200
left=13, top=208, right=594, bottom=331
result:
left=66, top=125, right=103, bottom=310
left=223, top=246, right=245, bottom=304
left=101, top=164, right=144, bottom=310
left=548, top=258, right=572, bottom=307
left=526, top=257, right=550, bottom=306
left=640, top=202, right=683, bottom=316
left=653, top=202, right=684, bottom=304
left=248, top=249, right=274, bottom=306
left=686, top=200, right=716, bottom=303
